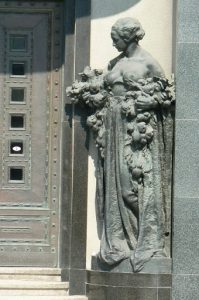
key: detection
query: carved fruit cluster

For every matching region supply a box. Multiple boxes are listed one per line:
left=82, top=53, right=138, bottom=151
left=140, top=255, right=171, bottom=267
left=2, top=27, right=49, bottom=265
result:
left=87, top=109, right=106, bottom=157
left=66, top=66, right=108, bottom=108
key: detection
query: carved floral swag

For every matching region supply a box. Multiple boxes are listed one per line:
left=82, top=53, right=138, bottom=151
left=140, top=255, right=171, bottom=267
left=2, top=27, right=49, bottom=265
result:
left=66, top=67, right=175, bottom=271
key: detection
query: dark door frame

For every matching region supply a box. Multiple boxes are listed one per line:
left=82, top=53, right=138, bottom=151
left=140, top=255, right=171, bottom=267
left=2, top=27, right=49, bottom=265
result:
left=61, top=0, right=91, bottom=295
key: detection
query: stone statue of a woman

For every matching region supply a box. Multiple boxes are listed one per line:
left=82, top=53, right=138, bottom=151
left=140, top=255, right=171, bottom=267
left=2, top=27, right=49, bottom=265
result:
left=67, top=17, right=174, bottom=272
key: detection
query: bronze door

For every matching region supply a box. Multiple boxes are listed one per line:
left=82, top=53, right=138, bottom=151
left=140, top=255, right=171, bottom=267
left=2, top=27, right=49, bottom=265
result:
left=0, top=2, right=63, bottom=266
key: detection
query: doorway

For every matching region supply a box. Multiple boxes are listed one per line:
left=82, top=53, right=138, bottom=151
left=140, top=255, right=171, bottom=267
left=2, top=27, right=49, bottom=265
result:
left=0, top=1, right=64, bottom=267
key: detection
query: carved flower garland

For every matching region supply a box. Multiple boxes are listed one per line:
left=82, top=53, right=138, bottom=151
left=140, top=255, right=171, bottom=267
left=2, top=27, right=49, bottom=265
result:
left=66, top=67, right=175, bottom=165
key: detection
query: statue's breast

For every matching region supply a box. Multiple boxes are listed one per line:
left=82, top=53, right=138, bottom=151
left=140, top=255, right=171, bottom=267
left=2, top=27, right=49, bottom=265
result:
left=106, top=57, right=150, bottom=88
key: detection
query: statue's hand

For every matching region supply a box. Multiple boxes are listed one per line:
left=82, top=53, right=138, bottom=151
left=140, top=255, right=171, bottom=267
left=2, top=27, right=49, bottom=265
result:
left=135, top=94, right=157, bottom=111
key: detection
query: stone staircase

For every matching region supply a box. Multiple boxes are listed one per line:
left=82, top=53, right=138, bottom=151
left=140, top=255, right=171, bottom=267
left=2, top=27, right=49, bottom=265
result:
left=0, top=268, right=87, bottom=300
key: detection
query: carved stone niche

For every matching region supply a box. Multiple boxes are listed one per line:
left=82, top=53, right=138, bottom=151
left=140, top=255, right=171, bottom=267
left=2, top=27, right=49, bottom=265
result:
left=67, top=17, right=175, bottom=274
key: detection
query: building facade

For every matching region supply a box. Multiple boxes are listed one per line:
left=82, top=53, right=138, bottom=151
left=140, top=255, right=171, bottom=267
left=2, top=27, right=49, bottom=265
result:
left=0, top=0, right=198, bottom=299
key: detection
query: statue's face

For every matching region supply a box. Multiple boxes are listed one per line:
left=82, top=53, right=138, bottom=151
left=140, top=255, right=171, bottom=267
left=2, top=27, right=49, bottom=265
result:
left=111, top=31, right=127, bottom=52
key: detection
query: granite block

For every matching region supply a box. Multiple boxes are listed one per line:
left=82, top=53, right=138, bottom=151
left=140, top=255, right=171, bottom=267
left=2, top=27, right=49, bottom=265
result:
left=70, top=121, right=89, bottom=269
left=158, top=288, right=171, bottom=300
left=177, top=0, right=199, bottom=43
left=87, top=270, right=157, bottom=288
left=61, top=0, right=75, bottom=269
left=66, top=0, right=91, bottom=294
left=174, top=120, right=199, bottom=198
left=107, top=286, right=157, bottom=300
left=141, top=258, right=171, bottom=274
left=60, top=120, right=73, bottom=269
left=64, top=0, right=75, bottom=114
left=87, top=271, right=171, bottom=299
left=87, top=284, right=157, bottom=300
left=173, top=197, right=199, bottom=274
left=176, top=43, right=199, bottom=120
left=69, top=269, right=86, bottom=295
left=64, top=0, right=75, bottom=35
left=75, top=0, right=91, bottom=75
left=172, top=275, right=199, bottom=300
left=86, top=284, right=107, bottom=300
left=158, top=274, right=172, bottom=287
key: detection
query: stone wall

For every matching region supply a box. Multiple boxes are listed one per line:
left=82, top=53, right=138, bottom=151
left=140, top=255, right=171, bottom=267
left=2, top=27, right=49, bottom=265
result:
left=173, top=1, right=199, bottom=299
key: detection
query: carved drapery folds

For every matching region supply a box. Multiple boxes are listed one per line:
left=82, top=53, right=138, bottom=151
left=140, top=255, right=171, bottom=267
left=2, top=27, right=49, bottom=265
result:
left=66, top=17, right=175, bottom=272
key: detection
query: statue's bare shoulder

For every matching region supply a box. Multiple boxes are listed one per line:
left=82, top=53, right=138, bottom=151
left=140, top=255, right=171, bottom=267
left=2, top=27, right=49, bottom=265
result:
left=139, top=48, right=165, bottom=77
left=108, top=53, right=124, bottom=71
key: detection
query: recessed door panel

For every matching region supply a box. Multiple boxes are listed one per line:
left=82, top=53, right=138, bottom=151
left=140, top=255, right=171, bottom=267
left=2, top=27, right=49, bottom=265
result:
left=0, top=1, right=63, bottom=266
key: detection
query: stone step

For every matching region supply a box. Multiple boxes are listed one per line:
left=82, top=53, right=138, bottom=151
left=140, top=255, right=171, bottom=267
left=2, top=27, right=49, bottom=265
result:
left=0, top=267, right=62, bottom=275
left=0, top=297, right=87, bottom=300
left=0, top=280, right=69, bottom=296
left=0, top=268, right=62, bottom=281
left=0, top=274, right=61, bottom=281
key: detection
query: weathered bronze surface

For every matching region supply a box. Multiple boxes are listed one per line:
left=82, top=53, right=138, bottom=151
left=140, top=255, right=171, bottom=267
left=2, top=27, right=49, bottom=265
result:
left=0, top=1, right=63, bottom=266
left=67, top=17, right=175, bottom=272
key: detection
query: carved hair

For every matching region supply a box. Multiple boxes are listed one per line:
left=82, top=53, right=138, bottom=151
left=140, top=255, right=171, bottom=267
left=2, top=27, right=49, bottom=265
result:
left=111, top=17, right=145, bottom=43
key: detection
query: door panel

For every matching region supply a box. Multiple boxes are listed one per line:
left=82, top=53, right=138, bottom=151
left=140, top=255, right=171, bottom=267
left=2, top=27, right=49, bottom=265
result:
left=0, top=1, right=63, bottom=266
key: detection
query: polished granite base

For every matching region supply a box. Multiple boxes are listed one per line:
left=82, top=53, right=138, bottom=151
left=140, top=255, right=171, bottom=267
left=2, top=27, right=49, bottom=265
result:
left=86, top=270, right=171, bottom=300
left=87, top=256, right=171, bottom=300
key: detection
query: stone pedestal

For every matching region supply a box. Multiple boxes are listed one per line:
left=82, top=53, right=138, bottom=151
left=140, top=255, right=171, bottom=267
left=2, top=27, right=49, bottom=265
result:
left=87, top=255, right=171, bottom=299
left=91, top=255, right=171, bottom=274
left=86, top=270, right=171, bottom=300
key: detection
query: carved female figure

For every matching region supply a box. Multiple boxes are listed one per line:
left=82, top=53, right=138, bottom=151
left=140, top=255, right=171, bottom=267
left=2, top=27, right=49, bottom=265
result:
left=67, top=17, right=174, bottom=272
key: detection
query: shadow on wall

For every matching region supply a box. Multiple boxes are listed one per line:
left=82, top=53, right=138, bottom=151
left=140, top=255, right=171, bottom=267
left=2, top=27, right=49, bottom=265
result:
left=91, top=0, right=141, bottom=19
left=75, top=0, right=141, bottom=19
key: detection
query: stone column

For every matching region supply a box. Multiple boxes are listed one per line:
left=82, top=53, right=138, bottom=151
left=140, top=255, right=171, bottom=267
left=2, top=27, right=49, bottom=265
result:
left=61, top=0, right=91, bottom=295
left=173, top=1, right=199, bottom=299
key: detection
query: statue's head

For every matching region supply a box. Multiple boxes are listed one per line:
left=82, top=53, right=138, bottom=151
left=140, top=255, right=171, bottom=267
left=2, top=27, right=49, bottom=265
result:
left=111, top=17, right=145, bottom=51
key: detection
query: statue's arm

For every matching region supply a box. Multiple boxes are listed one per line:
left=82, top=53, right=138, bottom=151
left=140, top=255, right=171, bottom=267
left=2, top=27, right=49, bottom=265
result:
left=147, top=58, right=165, bottom=78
